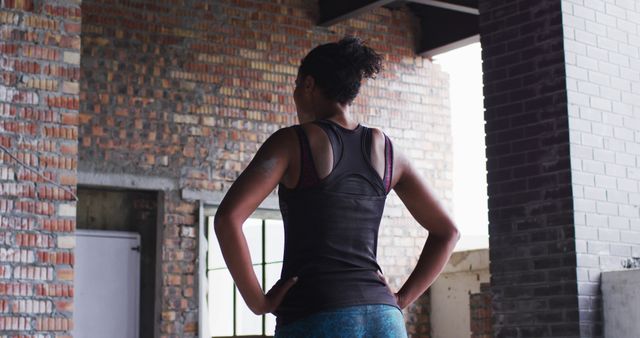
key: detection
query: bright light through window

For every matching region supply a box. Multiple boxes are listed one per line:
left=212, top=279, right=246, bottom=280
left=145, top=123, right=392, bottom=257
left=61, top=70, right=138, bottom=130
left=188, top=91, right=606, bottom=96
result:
left=207, top=216, right=284, bottom=337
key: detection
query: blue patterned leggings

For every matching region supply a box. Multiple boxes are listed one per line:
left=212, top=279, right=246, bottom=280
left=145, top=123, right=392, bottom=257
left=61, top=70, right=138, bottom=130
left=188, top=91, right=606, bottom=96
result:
left=274, top=304, right=408, bottom=338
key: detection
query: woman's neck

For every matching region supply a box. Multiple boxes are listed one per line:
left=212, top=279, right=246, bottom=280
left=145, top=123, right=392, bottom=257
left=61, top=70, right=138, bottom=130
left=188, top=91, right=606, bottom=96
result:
left=312, top=101, right=357, bottom=129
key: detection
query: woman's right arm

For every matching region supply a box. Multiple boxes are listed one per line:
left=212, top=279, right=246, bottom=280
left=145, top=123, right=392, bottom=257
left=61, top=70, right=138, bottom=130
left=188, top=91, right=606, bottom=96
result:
left=391, top=148, right=460, bottom=309
left=214, top=127, right=298, bottom=315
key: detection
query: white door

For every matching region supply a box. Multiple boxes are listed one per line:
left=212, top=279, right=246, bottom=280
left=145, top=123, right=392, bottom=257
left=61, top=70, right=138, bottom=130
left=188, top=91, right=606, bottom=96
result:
left=73, top=230, right=140, bottom=338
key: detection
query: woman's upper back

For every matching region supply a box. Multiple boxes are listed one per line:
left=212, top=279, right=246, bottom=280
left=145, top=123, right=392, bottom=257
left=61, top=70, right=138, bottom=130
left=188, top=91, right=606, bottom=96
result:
left=279, top=119, right=393, bottom=194
left=274, top=119, right=399, bottom=327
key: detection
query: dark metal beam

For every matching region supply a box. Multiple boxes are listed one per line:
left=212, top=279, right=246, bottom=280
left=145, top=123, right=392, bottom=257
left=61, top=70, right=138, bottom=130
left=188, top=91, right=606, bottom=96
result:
left=317, top=0, right=396, bottom=27
left=420, top=34, right=479, bottom=57
left=411, top=4, right=479, bottom=56
left=408, top=0, right=479, bottom=15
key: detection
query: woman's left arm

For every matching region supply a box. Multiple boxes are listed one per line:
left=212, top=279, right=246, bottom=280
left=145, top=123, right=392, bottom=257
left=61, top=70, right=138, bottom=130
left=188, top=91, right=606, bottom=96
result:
left=213, top=127, right=297, bottom=315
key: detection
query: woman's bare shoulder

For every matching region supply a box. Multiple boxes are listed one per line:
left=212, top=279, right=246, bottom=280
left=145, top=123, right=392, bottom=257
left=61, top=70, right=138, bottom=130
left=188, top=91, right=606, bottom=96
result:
left=365, top=127, right=408, bottom=189
left=261, top=125, right=297, bottom=150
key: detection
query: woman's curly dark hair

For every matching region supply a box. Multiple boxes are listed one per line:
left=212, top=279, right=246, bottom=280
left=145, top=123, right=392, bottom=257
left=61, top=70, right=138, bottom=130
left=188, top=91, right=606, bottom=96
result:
left=298, top=37, right=382, bottom=105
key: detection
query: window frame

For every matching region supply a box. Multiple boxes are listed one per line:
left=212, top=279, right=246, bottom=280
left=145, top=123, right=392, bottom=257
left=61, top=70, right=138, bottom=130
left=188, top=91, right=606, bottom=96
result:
left=198, top=199, right=282, bottom=338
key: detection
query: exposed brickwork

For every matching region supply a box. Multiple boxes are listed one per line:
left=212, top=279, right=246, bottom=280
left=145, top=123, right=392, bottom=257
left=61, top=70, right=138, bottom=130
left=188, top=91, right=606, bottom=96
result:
left=479, top=0, right=580, bottom=337
left=405, top=290, right=431, bottom=338
left=0, top=0, right=80, bottom=336
left=79, top=0, right=451, bottom=337
left=562, top=0, right=640, bottom=336
left=481, top=0, right=640, bottom=337
left=470, top=283, right=493, bottom=338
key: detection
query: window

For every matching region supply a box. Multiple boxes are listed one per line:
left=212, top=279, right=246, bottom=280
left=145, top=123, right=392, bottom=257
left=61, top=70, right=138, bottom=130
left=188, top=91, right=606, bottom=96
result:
left=206, top=213, right=284, bottom=337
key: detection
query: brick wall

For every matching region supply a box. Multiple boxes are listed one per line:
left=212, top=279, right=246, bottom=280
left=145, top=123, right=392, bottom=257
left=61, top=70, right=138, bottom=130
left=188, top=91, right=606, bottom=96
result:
left=470, top=283, right=492, bottom=338
left=479, top=0, right=580, bottom=337
left=405, top=290, right=431, bottom=338
left=0, top=0, right=80, bottom=336
left=481, top=0, right=640, bottom=337
left=562, top=0, right=640, bottom=336
left=79, top=0, right=451, bottom=337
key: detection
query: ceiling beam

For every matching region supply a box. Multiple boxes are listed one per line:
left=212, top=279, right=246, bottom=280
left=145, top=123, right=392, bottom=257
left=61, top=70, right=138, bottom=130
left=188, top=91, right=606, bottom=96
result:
left=419, top=34, right=479, bottom=57
left=407, top=0, right=479, bottom=15
left=317, top=0, right=396, bottom=27
left=412, top=4, right=479, bottom=56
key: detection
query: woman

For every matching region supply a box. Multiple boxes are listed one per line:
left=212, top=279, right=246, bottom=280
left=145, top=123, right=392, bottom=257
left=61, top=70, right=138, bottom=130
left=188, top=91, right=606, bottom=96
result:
left=214, top=37, right=460, bottom=337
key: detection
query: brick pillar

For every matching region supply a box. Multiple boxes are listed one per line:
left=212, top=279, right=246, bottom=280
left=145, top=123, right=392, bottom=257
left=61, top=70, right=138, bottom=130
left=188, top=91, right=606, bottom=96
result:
left=562, top=1, right=640, bottom=336
left=479, top=0, right=579, bottom=336
left=480, top=0, right=640, bottom=337
left=0, top=0, right=80, bottom=335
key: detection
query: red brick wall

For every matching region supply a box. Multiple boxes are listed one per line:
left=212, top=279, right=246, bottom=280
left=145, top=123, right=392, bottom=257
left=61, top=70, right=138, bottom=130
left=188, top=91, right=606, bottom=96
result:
left=405, top=290, right=431, bottom=338
left=79, top=0, right=451, bottom=337
left=470, top=283, right=492, bottom=338
left=0, top=0, right=80, bottom=336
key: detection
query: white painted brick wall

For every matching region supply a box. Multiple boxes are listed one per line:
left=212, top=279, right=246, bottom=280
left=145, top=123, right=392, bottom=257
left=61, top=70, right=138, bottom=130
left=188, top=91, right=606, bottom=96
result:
left=563, top=0, right=640, bottom=310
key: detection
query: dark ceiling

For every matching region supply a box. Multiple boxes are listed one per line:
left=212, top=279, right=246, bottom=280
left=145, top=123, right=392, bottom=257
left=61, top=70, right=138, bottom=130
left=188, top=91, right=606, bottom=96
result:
left=317, top=0, right=479, bottom=57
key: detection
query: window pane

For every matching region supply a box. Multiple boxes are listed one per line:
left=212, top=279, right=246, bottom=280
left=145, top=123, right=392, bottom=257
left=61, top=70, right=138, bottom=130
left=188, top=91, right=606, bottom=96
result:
left=265, top=262, right=283, bottom=290
left=209, top=269, right=233, bottom=337
left=244, top=218, right=263, bottom=265
left=235, top=265, right=263, bottom=335
left=206, top=214, right=283, bottom=337
left=265, top=219, right=284, bottom=263
left=208, top=217, right=226, bottom=269
left=264, top=262, right=282, bottom=336
left=265, top=313, right=276, bottom=336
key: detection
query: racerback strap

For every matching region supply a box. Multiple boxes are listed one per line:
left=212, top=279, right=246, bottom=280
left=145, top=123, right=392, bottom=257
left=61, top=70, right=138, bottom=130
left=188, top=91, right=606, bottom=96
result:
left=292, top=120, right=394, bottom=194
left=293, top=125, right=320, bottom=189
left=312, top=120, right=342, bottom=170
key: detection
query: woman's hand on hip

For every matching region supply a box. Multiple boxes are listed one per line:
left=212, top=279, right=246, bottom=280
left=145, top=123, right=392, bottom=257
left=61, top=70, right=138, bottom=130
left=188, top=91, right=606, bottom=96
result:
left=255, top=276, right=298, bottom=315
left=378, top=271, right=409, bottom=309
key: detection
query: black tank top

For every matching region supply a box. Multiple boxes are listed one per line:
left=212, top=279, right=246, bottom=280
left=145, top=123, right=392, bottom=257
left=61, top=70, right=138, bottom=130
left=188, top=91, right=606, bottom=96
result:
left=274, top=119, right=398, bottom=329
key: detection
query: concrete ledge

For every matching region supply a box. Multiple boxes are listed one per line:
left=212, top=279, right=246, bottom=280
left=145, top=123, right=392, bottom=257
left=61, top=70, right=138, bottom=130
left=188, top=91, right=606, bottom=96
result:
left=182, top=189, right=280, bottom=214
left=442, top=248, right=489, bottom=274
left=182, top=189, right=227, bottom=204
left=78, top=171, right=178, bottom=191
left=602, top=269, right=640, bottom=338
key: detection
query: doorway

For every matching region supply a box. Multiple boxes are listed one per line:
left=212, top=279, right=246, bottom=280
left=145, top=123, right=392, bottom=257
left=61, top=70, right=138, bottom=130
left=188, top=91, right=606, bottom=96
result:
left=74, top=230, right=141, bottom=337
left=75, top=187, right=159, bottom=338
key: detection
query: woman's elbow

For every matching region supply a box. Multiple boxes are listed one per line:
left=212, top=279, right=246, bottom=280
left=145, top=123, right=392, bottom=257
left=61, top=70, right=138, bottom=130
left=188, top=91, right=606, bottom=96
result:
left=449, top=225, right=461, bottom=243
left=433, top=221, right=460, bottom=243
left=213, top=211, right=234, bottom=235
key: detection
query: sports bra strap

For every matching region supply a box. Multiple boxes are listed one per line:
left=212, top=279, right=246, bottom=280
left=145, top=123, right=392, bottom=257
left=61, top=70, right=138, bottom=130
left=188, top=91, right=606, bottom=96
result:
left=383, top=134, right=394, bottom=193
